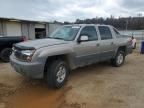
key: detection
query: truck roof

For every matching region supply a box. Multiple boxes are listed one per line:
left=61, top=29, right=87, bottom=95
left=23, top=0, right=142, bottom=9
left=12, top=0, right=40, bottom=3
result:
left=64, top=24, right=112, bottom=27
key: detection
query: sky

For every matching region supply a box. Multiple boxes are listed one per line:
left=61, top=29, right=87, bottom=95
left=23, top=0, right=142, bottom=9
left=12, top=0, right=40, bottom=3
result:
left=0, top=0, right=144, bottom=22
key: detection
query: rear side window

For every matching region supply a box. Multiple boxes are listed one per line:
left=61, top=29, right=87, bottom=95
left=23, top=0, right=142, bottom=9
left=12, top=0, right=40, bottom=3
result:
left=80, top=26, right=98, bottom=41
left=113, top=28, right=120, bottom=35
left=98, top=26, right=112, bottom=40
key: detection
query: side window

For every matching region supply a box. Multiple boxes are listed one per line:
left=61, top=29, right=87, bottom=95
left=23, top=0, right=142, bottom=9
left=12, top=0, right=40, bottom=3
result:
left=113, top=28, right=120, bottom=35
left=98, top=26, right=112, bottom=40
left=80, top=26, right=98, bottom=41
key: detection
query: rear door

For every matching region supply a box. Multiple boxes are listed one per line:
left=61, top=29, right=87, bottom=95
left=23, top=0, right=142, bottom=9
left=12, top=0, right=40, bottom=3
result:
left=98, top=26, right=116, bottom=61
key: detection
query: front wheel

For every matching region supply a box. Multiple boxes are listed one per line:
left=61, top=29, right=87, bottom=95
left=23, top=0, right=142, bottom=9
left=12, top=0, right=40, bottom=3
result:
left=111, top=50, right=125, bottom=67
left=45, top=59, right=69, bottom=89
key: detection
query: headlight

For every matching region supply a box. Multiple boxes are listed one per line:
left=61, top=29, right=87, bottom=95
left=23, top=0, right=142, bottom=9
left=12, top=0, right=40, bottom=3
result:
left=21, top=50, right=35, bottom=56
left=21, top=49, right=35, bottom=61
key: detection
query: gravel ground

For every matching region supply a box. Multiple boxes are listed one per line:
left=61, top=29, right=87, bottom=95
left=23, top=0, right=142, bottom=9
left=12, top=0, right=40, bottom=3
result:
left=0, top=45, right=144, bottom=108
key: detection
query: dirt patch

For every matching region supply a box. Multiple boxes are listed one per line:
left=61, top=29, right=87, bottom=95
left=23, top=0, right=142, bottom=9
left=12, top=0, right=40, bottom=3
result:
left=10, top=86, right=70, bottom=108
left=0, top=83, right=15, bottom=97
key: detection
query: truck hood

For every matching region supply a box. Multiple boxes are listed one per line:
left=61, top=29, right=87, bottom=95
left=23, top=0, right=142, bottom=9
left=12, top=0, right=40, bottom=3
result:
left=16, top=38, right=68, bottom=49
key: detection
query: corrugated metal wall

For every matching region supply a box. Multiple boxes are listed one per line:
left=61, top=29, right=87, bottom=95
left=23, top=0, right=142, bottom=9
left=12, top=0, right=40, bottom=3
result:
left=21, top=22, right=29, bottom=39
left=21, top=22, right=62, bottom=39
left=0, top=19, right=62, bottom=39
left=0, top=20, right=7, bottom=36
left=28, top=23, right=35, bottom=40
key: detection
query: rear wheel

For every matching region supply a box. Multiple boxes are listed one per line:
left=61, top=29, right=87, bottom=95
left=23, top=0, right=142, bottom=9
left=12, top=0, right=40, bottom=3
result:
left=0, top=48, right=12, bottom=62
left=111, top=50, right=125, bottom=67
left=45, top=59, right=69, bottom=88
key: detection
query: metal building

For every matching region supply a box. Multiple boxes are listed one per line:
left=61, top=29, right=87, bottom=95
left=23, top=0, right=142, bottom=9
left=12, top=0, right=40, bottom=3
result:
left=0, top=17, right=62, bottom=39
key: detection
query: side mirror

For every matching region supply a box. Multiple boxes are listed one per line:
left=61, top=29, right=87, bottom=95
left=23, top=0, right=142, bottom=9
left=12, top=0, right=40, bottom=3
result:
left=78, top=35, right=88, bottom=42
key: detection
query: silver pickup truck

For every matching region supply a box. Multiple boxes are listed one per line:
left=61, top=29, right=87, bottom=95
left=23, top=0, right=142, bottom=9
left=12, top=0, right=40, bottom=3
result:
left=10, top=24, right=132, bottom=88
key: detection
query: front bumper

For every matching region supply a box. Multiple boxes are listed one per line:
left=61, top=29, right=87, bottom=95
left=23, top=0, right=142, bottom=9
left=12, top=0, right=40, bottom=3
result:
left=10, top=54, right=44, bottom=79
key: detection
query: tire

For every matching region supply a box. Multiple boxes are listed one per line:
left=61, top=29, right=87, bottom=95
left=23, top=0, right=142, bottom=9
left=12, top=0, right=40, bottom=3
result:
left=0, top=48, right=12, bottom=62
left=45, top=59, right=69, bottom=89
left=111, top=50, right=125, bottom=67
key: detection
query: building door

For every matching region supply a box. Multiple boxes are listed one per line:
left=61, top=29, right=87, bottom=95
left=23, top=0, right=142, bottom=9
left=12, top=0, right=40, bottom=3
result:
left=6, top=21, right=22, bottom=36
left=35, top=24, right=46, bottom=39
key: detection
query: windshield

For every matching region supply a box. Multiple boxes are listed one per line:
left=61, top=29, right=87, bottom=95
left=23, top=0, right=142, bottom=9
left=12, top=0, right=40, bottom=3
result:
left=48, top=26, right=80, bottom=41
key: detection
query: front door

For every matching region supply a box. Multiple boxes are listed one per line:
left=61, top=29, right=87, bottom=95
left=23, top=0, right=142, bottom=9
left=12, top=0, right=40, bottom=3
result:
left=74, top=26, right=100, bottom=67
